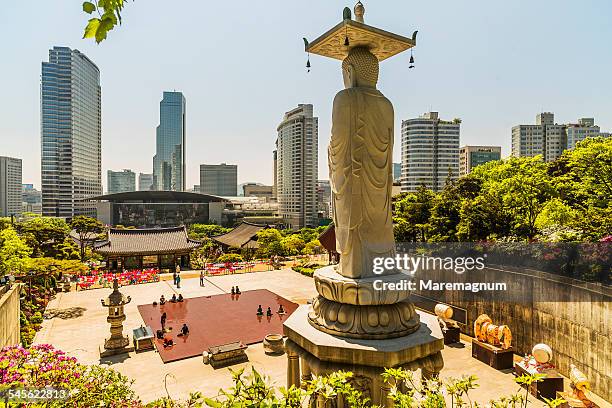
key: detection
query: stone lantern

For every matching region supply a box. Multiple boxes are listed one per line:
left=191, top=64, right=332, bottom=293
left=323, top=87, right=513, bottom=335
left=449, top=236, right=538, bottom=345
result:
left=100, top=279, right=134, bottom=356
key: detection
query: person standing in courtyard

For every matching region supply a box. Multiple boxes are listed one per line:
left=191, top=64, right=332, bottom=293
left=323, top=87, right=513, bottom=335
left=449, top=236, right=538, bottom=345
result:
left=176, top=273, right=181, bottom=289
left=199, top=270, right=204, bottom=286
left=161, top=312, right=167, bottom=330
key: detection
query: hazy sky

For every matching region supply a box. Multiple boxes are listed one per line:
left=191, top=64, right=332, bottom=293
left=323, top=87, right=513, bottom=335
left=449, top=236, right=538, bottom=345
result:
left=2, top=0, right=611, bottom=190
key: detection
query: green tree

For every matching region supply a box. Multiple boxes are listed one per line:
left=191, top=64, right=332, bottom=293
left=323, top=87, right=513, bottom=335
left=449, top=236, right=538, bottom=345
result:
left=81, top=0, right=132, bottom=43
left=470, top=156, right=555, bottom=239
left=0, top=217, right=13, bottom=231
left=256, top=229, right=284, bottom=258
left=70, top=215, right=105, bottom=260
left=16, top=217, right=70, bottom=257
left=0, top=228, right=32, bottom=275
left=302, top=239, right=322, bottom=255
left=25, top=257, right=88, bottom=276
left=394, top=186, right=434, bottom=241
left=188, top=224, right=231, bottom=240
left=428, top=180, right=462, bottom=242
left=281, top=235, right=306, bottom=255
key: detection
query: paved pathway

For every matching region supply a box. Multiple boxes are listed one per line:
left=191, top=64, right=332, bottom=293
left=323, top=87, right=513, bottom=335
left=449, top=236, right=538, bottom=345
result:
left=36, top=269, right=556, bottom=405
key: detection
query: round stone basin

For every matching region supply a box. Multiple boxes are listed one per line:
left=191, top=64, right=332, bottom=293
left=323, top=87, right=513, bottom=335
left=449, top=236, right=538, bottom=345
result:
left=263, top=334, right=285, bottom=355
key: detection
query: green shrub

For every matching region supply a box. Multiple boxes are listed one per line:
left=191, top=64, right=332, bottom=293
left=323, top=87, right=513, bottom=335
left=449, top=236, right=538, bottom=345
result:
left=217, top=253, right=244, bottom=263
left=30, top=311, right=43, bottom=324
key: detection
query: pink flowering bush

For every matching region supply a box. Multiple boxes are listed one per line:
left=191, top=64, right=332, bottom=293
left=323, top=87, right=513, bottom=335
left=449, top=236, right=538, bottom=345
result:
left=0, top=344, right=142, bottom=407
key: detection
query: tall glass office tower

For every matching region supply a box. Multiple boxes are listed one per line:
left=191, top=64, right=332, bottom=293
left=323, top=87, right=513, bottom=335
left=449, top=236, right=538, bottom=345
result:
left=153, top=91, right=186, bottom=191
left=41, top=46, right=102, bottom=217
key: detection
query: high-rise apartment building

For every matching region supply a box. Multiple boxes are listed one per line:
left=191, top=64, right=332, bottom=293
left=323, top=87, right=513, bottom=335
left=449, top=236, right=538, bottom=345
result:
left=512, top=113, right=608, bottom=161
left=138, top=173, right=154, bottom=191
left=275, top=104, right=318, bottom=229
left=0, top=157, right=23, bottom=217
left=41, top=46, right=102, bottom=217
left=459, top=146, right=502, bottom=176
left=153, top=91, right=186, bottom=191
left=199, top=163, right=238, bottom=196
left=566, top=118, right=602, bottom=149
left=107, top=169, right=136, bottom=194
left=401, top=112, right=460, bottom=193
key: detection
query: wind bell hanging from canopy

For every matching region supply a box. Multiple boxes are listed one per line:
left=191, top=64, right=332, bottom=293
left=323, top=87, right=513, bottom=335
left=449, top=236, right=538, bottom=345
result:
left=303, top=1, right=417, bottom=72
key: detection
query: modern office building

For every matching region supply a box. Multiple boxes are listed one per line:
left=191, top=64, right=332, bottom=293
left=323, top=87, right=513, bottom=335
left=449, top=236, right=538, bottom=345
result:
left=0, top=157, right=23, bottom=217
left=393, top=163, right=401, bottom=183
left=512, top=113, right=609, bottom=161
left=459, top=145, right=502, bottom=176
left=138, top=173, right=154, bottom=191
left=243, top=183, right=274, bottom=200
left=153, top=91, right=186, bottom=191
left=41, top=46, right=102, bottom=217
left=22, top=184, right=42, bottom=215
left=316, top=180, right=332, bottom=221
left=275, top=104, right=318, bottom=229
left=199, top=163, right=238, bottom=196
left=401, top=112, right=460, bottom=192
left=107, top=169, right=136, bottom=194
left=90, top=191, right=227, bottom=228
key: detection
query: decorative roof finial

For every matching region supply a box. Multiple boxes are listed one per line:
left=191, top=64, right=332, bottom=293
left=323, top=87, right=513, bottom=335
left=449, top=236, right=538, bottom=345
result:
left=354, top=1, right=365, bottom=23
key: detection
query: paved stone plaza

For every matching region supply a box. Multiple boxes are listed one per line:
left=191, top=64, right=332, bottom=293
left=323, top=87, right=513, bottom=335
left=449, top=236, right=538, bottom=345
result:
left=36, top=269, right=554, bottom=404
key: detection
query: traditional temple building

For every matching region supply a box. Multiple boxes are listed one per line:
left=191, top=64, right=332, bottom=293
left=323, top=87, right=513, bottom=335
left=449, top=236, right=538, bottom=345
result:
left=94, top=226, right=202, bottom=272
left=211, top=221, right=269, bottom=250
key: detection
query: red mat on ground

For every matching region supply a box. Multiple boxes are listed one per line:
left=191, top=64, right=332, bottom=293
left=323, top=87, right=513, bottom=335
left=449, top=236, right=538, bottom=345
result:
left=137, top=289, right=298, bottom=363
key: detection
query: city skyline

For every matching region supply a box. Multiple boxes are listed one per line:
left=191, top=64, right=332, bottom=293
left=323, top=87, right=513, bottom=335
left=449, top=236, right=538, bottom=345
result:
left=2, top=1, right=612, bottom=190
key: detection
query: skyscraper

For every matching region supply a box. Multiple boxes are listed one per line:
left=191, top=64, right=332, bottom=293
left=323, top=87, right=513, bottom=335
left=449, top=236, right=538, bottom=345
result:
left=459, top=146, right=502, bottom=176
left=0, top=157, right=22, bottom=217
left=401, top=112, right=460, bottom=192
left=153, top=91, right=186, bottom=191
left=138, top=173, right=154, bottom=191
left=275, top=104, right=318, bottom=229
left=199, top=163, right=238, bottom=196
left=41, top=46, right=102, bottom=217
left=107, top=169, right=136, bottom=194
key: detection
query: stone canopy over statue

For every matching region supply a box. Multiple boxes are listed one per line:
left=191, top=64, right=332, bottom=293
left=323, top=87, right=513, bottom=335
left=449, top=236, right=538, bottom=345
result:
left=283, top=5, right=444, bottom=407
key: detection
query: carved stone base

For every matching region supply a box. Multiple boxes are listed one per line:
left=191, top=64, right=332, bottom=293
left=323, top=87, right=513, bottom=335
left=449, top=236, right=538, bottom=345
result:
left=308, top=296, right=420, bottom=339
left=285, top=336, right=444, bottom=407
left=104, top=335, right=130, bottom=351
left=314, top=266, right=412, bottom=305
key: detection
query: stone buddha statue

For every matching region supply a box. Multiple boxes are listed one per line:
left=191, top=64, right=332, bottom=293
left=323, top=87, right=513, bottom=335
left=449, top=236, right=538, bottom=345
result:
left=330, top=46, right=396, bottom=279
left=300, top=2, right=424, bottom=340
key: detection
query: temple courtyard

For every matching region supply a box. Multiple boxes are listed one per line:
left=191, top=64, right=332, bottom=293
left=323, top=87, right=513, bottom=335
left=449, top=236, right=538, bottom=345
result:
left=34, top=269, right=583, bottom=405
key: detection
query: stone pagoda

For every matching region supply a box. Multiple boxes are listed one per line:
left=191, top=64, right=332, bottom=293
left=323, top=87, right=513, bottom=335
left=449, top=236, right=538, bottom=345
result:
left=100, top=279, right=134, bottom=357
left=283, top=3, right=444, bottom=405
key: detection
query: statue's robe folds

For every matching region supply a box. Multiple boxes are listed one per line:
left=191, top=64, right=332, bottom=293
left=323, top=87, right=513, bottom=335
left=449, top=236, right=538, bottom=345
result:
left=329, top=87, right=395, bottom=279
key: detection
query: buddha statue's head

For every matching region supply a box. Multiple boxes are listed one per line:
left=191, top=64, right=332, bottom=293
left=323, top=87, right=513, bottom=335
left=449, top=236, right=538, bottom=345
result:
left=342, top=47, right=379, bottom=89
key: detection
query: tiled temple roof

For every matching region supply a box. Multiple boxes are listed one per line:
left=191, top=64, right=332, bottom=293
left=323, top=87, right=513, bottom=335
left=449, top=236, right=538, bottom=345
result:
left=211, top=222, right=268, bottom=248
left=94, top=226, right=201, bottom=256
